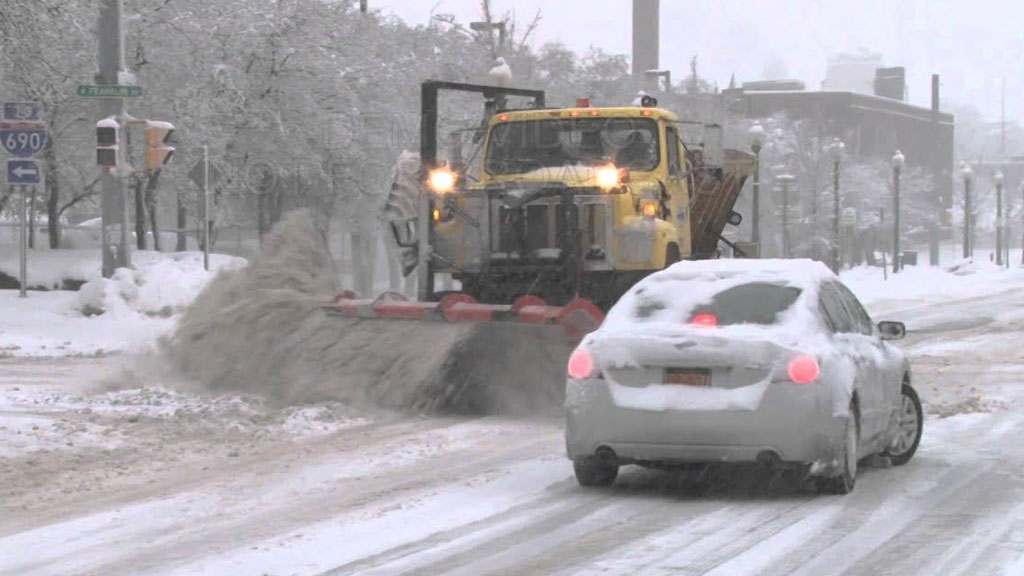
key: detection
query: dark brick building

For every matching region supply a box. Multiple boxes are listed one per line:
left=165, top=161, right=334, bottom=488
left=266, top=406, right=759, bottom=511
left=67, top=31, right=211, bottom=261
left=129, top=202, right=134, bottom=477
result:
left=725, top=87, right=956, bottom=211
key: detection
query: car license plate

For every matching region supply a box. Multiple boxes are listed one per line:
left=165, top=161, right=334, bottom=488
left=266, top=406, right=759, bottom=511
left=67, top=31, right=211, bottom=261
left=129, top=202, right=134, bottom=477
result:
left=664, top=368, right=711, bottom=387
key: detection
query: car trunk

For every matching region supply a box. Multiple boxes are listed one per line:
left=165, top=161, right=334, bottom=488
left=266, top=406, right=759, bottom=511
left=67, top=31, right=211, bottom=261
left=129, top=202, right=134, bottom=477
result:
left=591, top=331, right=799, bottom=391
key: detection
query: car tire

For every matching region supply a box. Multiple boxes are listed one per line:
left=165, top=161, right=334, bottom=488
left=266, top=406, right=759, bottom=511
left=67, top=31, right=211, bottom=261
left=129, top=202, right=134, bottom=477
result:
left=883, top=383, right=923, bottom=466
left=817, top=403, right=858, bottom=495
left=573, top=456, right=618, bottom=487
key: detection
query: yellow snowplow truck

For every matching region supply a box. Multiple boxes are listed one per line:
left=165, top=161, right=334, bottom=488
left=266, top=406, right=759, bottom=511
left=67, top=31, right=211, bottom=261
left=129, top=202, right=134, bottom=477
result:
left=329, top=81, right=754, bottom=414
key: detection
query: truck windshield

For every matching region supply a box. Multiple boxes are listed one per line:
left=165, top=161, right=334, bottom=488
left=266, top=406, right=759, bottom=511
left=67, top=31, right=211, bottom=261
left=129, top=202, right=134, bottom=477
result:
left=485, top=117, right=660, bottom=175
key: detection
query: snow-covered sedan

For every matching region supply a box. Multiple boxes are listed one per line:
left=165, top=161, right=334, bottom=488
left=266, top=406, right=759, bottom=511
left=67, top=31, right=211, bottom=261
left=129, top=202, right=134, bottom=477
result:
left=564, top=259, right=923, bottom=494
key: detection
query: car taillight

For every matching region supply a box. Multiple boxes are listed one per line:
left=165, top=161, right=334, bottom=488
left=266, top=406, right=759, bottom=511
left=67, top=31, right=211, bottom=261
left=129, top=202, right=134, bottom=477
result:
left=787, top=355, right=820, bottom=384
left=691, top=313, right=718, bottom=327
left=567, top=348, right=597, bottom=380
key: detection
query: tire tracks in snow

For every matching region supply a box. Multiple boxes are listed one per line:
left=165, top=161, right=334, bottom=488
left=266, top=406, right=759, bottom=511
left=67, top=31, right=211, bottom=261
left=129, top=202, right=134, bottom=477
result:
left=74, top=425, right=557, bottom=576
left=0, top=414, right=462, bottom=538
left=2, top=415, right=545, bottom=576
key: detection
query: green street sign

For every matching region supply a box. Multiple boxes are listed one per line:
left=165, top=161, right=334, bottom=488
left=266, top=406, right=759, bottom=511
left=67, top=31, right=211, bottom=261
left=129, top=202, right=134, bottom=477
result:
left=77, top=85, right=142, bottom=98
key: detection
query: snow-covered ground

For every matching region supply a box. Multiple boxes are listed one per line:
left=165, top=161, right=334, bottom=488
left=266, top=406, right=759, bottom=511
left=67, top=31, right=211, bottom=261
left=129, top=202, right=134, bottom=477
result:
left=0, top=249, right=245, bottom=357
left=1, top=247, right=1024, bottom=575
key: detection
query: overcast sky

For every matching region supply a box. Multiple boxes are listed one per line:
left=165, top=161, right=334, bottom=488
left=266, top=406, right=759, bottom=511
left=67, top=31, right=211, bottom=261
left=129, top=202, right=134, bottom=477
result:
left=377, top=0, right=1022, bottom=124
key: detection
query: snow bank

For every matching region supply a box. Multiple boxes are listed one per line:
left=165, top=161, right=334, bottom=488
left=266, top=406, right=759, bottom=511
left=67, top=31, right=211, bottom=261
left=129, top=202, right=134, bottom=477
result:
left=73, top=251, right=246, bottom=317
left=0, top=250, right=245, bottom=356
left=0, top=247, right=99, bottom=289
left=841, top=258, right=1024, bottom=308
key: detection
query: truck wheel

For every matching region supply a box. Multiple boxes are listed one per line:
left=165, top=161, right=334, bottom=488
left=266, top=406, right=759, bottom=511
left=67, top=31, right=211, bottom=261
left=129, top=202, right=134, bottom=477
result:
left=883, top=383, right=923, bottom=466
left=665, top=244, right=680, bottom=268
left=817, top=402, right=858, bottom=495
left=573, top=456, right=618, bottom=487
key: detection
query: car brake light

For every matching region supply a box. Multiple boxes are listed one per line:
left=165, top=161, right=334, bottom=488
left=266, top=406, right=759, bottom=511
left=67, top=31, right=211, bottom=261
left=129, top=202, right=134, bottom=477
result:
left=691, top=313, right=718, bottom=327
left=787, top=355, right=820, bottom=384
left=567, top=348, right=596, bottom=379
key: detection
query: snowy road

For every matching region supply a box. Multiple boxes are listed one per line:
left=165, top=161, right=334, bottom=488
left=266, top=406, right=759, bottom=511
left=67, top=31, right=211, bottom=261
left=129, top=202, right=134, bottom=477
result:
left=3, top=282, right=1024, bottom=575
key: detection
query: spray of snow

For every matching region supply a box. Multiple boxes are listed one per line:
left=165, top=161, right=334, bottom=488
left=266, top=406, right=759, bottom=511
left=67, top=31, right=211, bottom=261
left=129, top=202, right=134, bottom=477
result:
left=160, top=209, right=569, bottom=414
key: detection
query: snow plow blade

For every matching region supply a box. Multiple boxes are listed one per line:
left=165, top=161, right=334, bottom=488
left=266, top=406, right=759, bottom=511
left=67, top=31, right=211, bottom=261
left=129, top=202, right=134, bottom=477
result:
left=324, top=293, right=603, bottom=415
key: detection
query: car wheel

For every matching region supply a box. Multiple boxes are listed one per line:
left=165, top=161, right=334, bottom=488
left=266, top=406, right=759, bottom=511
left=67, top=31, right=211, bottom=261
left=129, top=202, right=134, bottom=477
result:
left=818, top=403, right=858, bottom=495
left=883, top=383, right=923, bottom=466
left=573, top=456, right=618, bottom=487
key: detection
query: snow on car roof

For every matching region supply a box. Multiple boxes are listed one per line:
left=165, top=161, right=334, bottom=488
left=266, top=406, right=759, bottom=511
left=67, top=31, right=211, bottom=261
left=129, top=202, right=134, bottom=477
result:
left=653, top=258, right=836, bottom=289
left=600, top=258, right=833, bottom=340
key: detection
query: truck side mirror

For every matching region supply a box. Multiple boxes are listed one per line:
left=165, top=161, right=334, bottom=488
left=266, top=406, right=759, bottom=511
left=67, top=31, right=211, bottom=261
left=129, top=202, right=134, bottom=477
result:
left=390, top=219, right=417, bottom=248
left=727, top=211, right=743, bottom=226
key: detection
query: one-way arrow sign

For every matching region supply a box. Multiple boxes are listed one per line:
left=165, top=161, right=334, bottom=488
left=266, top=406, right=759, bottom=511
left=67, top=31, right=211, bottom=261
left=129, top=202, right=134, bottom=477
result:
left=6, top=159, right=40, bottom=184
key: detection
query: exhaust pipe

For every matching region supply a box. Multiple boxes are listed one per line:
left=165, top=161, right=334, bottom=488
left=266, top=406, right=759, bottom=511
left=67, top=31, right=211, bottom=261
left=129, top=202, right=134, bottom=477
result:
left=756, top=450, right=782, bottom=469
left=595, top=445, right=618, bottom=465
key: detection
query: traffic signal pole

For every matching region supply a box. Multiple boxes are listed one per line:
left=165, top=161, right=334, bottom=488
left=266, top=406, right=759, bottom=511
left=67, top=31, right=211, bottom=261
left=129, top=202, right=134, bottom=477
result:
left=98, top=0, right=130, bottom=277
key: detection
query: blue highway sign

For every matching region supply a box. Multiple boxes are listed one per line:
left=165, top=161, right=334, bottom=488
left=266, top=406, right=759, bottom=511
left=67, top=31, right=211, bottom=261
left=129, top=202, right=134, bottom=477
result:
left=0, top=121, right=48, bottom=158
left=3, top=102, right=42, bottom=121
left=7, top=160, right=40, bottom=184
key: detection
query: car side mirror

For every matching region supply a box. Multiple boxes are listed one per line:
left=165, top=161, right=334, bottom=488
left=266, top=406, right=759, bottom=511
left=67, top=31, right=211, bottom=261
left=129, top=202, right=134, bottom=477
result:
left=878, top=320, right=906, bottom=341
left=390, top=218, right=417, bottom=248
left=727, top=211, right=743, bottom=226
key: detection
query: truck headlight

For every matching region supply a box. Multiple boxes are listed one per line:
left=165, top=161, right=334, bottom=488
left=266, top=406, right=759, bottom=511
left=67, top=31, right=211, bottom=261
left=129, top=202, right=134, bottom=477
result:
left=428, top=167, right=457, bottom=194
left=596, top=164, right=620, bottom=190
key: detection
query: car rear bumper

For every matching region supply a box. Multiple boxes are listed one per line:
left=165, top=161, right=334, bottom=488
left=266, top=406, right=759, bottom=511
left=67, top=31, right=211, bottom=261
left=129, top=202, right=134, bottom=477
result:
left=565, top=377, right=848, bottom=468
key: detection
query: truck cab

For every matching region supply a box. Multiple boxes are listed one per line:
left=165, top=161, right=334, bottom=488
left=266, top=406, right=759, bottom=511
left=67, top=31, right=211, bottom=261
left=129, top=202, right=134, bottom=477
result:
left=405, top=82, right=752, bottom=309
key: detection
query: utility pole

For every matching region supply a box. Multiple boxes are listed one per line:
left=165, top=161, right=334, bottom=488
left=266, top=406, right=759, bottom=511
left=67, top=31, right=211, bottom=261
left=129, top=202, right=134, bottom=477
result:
left=203, top=145, right=210, bottom=271
left=995, top=171, right=1004, bottom=266
left=19, top=185, right=27, bottom=297
left=929, top=74, right=941, bottom=266
left=97, top=0, right=130, bottom=277
left=749, top=125, right=764, bottom=247
left=831, top=141, right=845, bottom=272
left=777, top=173, right=795, bottom=258
left=962, top=165, right=973, bottom=259
left=892, top=150, right=904, bottom=274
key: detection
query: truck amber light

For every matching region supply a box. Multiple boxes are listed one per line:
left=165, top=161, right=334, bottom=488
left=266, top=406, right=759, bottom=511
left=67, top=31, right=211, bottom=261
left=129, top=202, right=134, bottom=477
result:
left=596, top=165, right=620, bottom=190
left=691, top=313, right=718, bottom=327
left=567, top=348, right=596, bottom=379
left=788, top=355, right=820, bottom=384
left=642, top=201, right=658, bottom=218
left=497, top=113, right=510, bottom=122
left=428, top=167, right=456, bottom=194
left=432, top=208, right=442, bottom=222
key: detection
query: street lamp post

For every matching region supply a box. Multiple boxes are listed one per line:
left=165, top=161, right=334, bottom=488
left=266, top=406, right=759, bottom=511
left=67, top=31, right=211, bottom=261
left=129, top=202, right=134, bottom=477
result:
left=995, top=171, right=1004, bottom=266
left=749, top=124, right=765, bottom=246
left=892, top=150, right=905, bottom=274
left=962, top=165, right=974, bottom=259
left=777, top=173, right=795, bottom=258
left=831, top=140, right=845, bottom=272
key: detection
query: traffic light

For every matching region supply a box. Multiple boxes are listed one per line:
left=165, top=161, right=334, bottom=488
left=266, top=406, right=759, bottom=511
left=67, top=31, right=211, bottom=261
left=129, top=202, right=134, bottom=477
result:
left=143, top=120, right=175, bottom=173
left=96, top=117, right=119, bottom=170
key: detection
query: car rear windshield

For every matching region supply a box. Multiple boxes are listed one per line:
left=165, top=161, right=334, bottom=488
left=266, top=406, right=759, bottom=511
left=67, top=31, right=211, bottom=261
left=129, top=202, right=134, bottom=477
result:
left=632, top=281, right=803, bottom=326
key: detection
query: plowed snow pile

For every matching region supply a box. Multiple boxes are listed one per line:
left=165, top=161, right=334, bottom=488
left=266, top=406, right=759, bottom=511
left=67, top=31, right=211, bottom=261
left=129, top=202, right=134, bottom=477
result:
left=162, top=209, right=568, bottom=415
